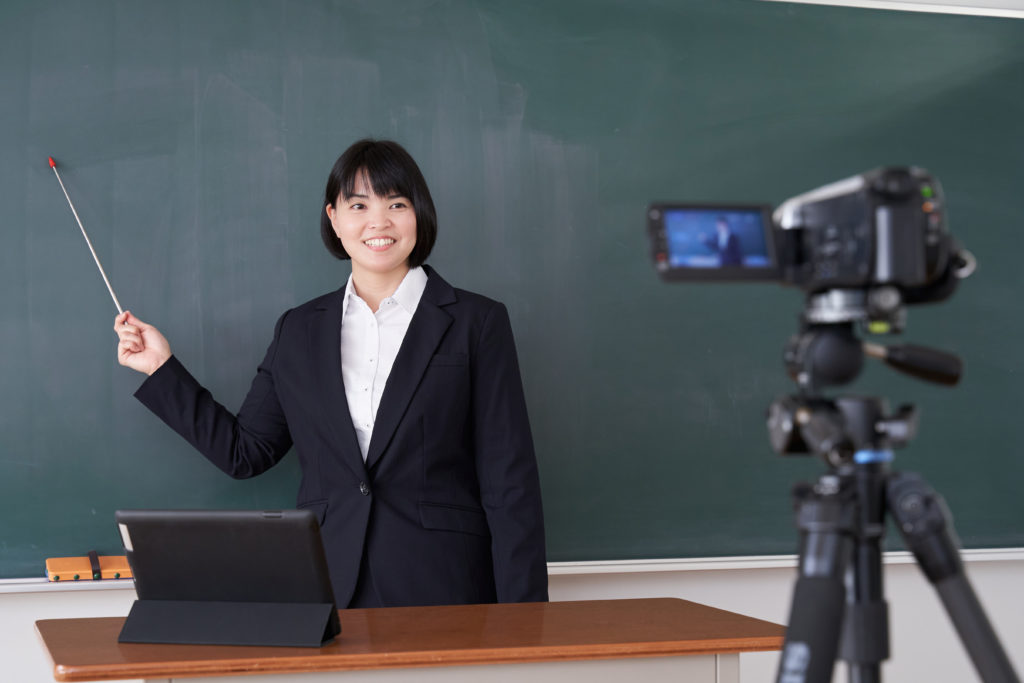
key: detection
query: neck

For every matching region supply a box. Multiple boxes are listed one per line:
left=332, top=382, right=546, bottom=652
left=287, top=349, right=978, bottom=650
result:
left=351, top=265, right=411, bottom=312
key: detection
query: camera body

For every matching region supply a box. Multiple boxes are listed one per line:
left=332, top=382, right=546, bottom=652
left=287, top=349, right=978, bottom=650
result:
left=648, top=167, right=961, bottom=306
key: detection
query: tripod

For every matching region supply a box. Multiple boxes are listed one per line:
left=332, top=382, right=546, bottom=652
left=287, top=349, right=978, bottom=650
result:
left=768, top=323, right=1020, bottom=683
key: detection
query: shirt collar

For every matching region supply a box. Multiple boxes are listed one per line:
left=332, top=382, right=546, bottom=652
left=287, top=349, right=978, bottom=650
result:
left=342, top=266, right=429, bottom=317
left=390, top=266, right=429, bottom=314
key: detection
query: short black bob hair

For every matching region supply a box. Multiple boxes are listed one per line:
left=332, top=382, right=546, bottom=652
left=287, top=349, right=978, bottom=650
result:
left=320, top=139, right=437, bottom=268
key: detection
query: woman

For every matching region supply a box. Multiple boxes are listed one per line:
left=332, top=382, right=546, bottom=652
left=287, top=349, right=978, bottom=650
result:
left=114, top=139, right=548, bottom=608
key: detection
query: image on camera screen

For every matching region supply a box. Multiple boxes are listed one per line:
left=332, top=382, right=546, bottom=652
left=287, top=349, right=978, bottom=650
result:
left=662, top=207, right=773, bottom=269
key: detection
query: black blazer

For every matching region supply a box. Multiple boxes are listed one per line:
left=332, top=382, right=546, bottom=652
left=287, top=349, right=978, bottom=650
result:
left=135, top=266, right=548, bottom=607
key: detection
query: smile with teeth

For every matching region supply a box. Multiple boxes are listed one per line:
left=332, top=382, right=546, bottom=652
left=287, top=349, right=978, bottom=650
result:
left=364, top=237, right=396, bottom=250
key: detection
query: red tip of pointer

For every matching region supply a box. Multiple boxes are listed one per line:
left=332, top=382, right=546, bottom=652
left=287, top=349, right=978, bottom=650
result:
left=48, top=157, right=56, bottom=167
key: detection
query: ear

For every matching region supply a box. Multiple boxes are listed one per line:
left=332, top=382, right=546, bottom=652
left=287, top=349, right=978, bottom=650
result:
left=325, top=202, right=336, bottom=223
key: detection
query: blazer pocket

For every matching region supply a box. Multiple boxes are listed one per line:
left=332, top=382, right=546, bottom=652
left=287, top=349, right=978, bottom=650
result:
left=419, top=502, right=490, bottom=537
left=428, top=352, right=469, bottom=367
left=297, top=499, right=329, bottom=526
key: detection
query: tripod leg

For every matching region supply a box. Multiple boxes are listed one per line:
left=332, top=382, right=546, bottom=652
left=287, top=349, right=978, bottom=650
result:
left=840, top=462, right=891, bottom=683
left=776, top=478, right=854, bottom=683
left=888, top=472, right=1020, bottom=683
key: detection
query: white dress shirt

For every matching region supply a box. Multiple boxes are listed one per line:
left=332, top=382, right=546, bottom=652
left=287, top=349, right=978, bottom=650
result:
left=340, top=266, right=429, bottom=460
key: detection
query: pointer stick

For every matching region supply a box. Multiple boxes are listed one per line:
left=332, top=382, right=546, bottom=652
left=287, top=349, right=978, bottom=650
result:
left=48, top=157, right=124, bottom=315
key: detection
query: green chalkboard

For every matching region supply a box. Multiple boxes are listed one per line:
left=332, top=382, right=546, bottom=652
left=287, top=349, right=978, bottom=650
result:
left=2, top=0, right=1022, bottom=578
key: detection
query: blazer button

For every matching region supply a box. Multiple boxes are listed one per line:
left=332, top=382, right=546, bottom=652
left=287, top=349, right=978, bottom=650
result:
left=359, top=482, right=370, bottom=496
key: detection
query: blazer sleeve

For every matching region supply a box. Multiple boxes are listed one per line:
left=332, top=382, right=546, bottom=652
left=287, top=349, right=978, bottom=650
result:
left=471, top=302, right=549, bottom=602
left=133, top=312, right=294, bottom=479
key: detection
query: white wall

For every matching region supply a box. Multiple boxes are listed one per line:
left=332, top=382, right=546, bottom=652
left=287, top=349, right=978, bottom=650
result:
left=1, top=579, right=140, bottom=683
left=5, top=550, right=1022, bottom=683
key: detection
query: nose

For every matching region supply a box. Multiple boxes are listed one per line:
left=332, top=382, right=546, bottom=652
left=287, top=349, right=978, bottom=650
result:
left=367, top=205, right=391, bottom=229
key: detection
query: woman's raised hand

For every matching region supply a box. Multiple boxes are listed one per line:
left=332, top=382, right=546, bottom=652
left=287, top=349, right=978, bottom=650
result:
left=114, top=311, right=172, bottom=376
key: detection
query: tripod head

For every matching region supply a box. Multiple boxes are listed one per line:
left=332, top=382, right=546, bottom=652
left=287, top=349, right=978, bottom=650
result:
left=766, top=280, right=972, bottom=467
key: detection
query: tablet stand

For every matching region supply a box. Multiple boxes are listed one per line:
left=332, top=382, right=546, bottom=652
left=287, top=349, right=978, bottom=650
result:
left=119, top=599, right=340, bottom=647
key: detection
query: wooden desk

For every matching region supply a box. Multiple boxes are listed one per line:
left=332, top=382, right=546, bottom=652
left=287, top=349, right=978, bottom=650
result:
left=36, top=598, right=784, bottom=683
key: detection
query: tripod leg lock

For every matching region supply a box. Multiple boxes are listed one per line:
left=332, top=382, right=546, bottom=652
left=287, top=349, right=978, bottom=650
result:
left=887, top=472, right=964, bottom=582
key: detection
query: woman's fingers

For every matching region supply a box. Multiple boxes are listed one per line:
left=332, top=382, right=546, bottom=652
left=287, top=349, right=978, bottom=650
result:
left=113, top=310, right=172, bottom=375
left=114, top=311, right=146, bottom=360
left=115, top=312, right=146, bottom=347
left=119, top=335, right=143, bottom=352
left=118, top=326, right=141, bottom=341
left=115, top=324, right=142, bottom=345
left=117, top=340, right=135, bottom=365
left=115, top=313, right=136, bottom=338
left=115, top=310, right=147, bottom=332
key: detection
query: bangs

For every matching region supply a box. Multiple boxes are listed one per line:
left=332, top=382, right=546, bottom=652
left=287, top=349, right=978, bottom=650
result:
left=340, top=152, right=411, bottom=202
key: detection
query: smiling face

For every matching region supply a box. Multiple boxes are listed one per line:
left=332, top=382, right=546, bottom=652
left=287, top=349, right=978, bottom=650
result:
left=325, top=171, right=418, bottom=285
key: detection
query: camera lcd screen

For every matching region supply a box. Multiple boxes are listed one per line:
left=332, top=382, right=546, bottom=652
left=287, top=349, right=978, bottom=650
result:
left=649, top=203, right=779, bottom=281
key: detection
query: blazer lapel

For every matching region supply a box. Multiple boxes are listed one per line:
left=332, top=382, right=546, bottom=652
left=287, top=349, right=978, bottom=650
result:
left=365, top=269, right=455, bottom=470
left=309, top=288, right=368, bottom=480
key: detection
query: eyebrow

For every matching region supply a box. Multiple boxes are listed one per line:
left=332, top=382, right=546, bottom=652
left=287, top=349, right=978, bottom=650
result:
left=344, top=193, right=406, bottom=200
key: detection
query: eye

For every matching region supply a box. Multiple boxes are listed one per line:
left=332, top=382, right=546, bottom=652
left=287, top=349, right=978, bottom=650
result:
left=348, top=202, right=365, bottom=210
left=389, top=201, right=408, bottom=210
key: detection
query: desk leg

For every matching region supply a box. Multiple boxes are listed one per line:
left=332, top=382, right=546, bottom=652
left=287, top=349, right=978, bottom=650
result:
left=717, top=653, right=740, bottom=683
